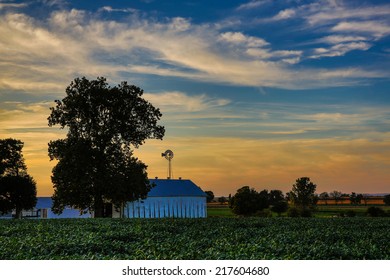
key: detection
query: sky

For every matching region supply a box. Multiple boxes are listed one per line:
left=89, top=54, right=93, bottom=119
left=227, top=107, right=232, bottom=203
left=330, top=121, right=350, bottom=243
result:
left=0, top=0, right=390, bottom=196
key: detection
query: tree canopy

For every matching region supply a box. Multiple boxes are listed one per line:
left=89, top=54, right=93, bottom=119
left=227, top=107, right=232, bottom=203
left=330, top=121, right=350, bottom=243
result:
left=0, top=138, right=37, bottom=218
left=0, top=138, right=27, bottom=177
left=229, top=186, right=286, bottom=216
left=288, top=177, right=317, bottom=210
left=48, top=77, right=165, bottom=217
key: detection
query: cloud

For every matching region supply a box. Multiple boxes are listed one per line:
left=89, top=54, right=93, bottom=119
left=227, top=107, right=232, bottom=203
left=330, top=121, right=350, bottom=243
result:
left=98, top=6, right=138, bottom=13
left=0, top=8, right=387, bottom=95
left=311, top=42, right=372, bottom=58
left=143, top=91, right=230, bottom=113
left=272, top=9, right=296, bottom=20
left=236, top=0, right=270, bottom=11
left=0, top=2, right=27, bottom=10
left=318, top=35, right=369, bottom=44
left=332, top=21, right=390, bottom=39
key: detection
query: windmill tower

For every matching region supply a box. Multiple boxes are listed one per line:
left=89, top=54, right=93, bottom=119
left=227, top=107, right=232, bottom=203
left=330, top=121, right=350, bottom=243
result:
left=161, top=149, right=174, bottom=179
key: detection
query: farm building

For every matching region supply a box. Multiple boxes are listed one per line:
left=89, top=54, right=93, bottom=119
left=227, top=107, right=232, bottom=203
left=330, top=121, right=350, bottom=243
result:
left=125, top=178, right=207, bottom=218
left=0, top=197, right=91, bottom=219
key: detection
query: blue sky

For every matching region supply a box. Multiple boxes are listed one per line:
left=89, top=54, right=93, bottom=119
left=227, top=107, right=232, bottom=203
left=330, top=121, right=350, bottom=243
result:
left=0, top=0, right=390, bottom=196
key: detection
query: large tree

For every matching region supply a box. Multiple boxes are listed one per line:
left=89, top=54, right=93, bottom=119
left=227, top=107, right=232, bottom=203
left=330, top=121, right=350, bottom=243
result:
left=0, top=139, right=37, bottom=218
left=288, top=177, right=317, bottom=210
left=0, top=138, right=27, bottom=177
left=48, top=77, right=165, bottom=217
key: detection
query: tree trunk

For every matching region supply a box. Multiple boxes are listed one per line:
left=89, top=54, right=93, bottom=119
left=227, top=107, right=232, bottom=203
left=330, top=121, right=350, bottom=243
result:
left=93, top=196, right=104, bottom=218
left=15, top=208, right=22, bottom=219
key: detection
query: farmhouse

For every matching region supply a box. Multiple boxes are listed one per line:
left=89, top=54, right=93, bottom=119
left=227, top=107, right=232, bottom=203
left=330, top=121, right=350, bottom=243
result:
left=125, top=178, right=207, bottom=218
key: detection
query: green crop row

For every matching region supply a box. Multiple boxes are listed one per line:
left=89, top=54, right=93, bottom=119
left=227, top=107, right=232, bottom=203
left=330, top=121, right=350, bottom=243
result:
left=0, top=217, right=389, bottom=260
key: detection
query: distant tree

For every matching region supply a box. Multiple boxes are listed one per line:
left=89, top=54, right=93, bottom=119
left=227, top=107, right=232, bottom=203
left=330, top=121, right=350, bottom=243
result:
left=384, top=194, right=390, bottom=206
left=205, top=191, right=214, bottom=203
left=319, top=192, right=329, bottom=205
left=330, top=190, right=342, bottom=205
left=0, top=139, right=37, bottom=218
left=48, top=77, right=164, bottom=217
left=268, top=190, right=284, bottom=206
left=229, top=186, right=263, bottom=216
left=287, top=177, right=317, bottom=211
left=218, top=196, right=227, bottom=205
left=258, top=189, right=270, bottom=210
left=350, top=192, right=363, bottom=205
left=362, top=194, right=370, bottom=206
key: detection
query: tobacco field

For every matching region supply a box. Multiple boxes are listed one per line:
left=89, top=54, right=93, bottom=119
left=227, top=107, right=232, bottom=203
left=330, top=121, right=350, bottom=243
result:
left=0, top=217, right=389, bottom=260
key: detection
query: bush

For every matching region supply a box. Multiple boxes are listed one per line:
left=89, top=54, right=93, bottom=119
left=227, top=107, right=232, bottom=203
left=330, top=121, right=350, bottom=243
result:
left=287, top=207, right=300, bottom=217
left=270, top=201, right=288, bottom=216
left=300, top=209, right=312, bottom=217
left=345, top=210, right=356, bottom=217
left=366, top=207, right=385, bottom=217
left=255, top=209, right=272, bottom=217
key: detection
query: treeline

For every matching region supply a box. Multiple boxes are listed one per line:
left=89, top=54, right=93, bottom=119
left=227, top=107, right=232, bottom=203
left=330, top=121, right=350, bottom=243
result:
left=212, top=177, right=390, bottom=217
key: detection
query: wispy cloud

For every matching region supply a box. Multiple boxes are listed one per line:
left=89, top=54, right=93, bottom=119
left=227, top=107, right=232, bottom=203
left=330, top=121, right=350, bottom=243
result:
left=0, top=2, right=27, bottom=10
left=272, top=9, right=296, bottom=20
left=332, top=21, right=390, bottom=39
left=144, top=91, right=230, bottom=113
left=311, top=42, right=372, bottom=58
left=98, top=6, right=138, bottom=14
left=236, top=0, right=270, bottom=11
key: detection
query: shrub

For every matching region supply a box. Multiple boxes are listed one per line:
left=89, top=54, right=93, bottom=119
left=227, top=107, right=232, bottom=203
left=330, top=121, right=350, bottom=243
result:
left=366, top=206, right=385, bottom=217
left=300, top=209, right=312, bottom=217
left=255, top=209, right=272, bottom=217
left=287, top=207, right=300, bottom=217
left=345, top=210, right=356, bottom=217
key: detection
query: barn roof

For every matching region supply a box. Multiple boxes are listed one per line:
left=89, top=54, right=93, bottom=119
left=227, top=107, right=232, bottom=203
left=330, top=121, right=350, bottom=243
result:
left=148, top=179, right=207, bottom=197
left=36, top=197, right=52, bottom=209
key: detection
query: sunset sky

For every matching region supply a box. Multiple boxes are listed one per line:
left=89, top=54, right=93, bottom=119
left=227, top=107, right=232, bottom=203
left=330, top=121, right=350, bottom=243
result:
left=1, top=0, right=390, bottom=196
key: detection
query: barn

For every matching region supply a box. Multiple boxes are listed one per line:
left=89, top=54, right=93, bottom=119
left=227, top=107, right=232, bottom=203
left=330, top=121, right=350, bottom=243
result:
left=125, top=178, right=207, bottom=218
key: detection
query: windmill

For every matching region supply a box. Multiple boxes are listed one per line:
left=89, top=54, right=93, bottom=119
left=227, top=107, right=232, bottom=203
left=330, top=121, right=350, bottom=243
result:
left=161, top=149, right=174, bottom=179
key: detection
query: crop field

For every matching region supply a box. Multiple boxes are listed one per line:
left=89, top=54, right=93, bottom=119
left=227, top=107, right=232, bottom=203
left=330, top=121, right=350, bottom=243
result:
left=0, top=217, right=389, bottom=260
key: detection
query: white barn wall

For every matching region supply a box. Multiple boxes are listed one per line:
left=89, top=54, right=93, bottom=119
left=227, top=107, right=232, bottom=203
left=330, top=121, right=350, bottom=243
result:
left=126, top=196, right=207, bottom=218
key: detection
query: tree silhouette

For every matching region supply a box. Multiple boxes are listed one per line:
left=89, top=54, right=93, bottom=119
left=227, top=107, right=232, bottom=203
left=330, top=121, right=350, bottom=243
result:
left=0, top=139, right=37, bottom=218
left=48, top=77, right=165, bottom=217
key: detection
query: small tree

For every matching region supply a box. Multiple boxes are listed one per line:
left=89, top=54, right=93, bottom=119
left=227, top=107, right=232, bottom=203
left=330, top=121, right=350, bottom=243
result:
left=350, top=192, right=363, bottom=205
left=229, top=186, right=263, bottom=216
left=288, top=177, right=317, bottom=211
left=218, top=196, right=227, bottom=205
left=0, top=139, right=37, bottom=218
left=205, top=191, right=214, bottom=203
left=319, top=192, right=329, bottom=205
left=362, top=194, right=370, bottom=206
left=383, top=194, right=390, bottom=206
left=330, top=190, right=342, bottom=205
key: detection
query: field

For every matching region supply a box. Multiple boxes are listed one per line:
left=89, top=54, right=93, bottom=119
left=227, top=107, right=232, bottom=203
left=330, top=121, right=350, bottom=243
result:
left=207, top=204, right=390, bottom=217
left=1, top=217, right=389, bottom=260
